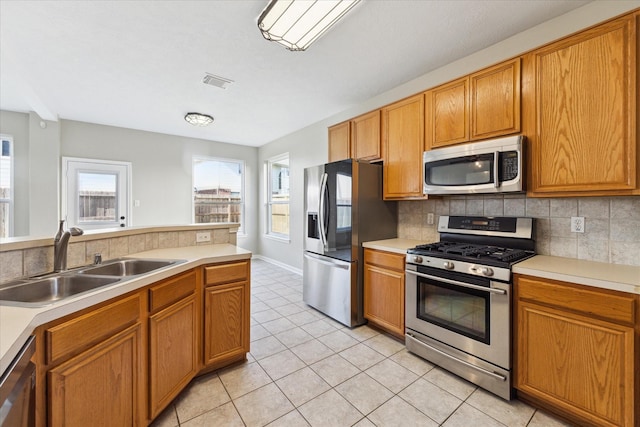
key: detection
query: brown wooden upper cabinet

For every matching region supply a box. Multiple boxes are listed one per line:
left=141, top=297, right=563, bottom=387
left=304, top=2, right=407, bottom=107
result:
left=328, top=120, right=351, bottom=162
left=382, top=94, right=425, bottom=199
left=328, top=112, right=382, bottom=163
left=425, top=58, right=521, bottom=150
left=351, top=110, right=382, bottom=162
left=525, top=13, right=638, bottom=196
left=425, top=77, right=469, bottom=149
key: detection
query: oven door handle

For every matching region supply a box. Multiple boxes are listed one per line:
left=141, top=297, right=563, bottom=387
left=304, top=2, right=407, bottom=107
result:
left=405, top=270, right=506, bottom=295
left=406, top=333, right=507, bottom=382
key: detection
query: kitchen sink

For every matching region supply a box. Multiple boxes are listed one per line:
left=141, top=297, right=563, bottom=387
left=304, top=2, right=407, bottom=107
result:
left=78, top=258, right=183, bottom=277
left=0, top=275, right=121, bottom=307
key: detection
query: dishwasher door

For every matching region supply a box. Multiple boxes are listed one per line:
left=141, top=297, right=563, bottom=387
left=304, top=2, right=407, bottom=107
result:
left=0, top=336, right=36, bottom=427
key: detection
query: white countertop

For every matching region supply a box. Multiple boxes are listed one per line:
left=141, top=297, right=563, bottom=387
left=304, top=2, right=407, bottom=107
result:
left=0, top=244, right=251, bottom=374
left=513, top=255, right=640, bottom=295
left=364, top=240, right=640, bottom=296
left=363, top=238, right=434, bottom=255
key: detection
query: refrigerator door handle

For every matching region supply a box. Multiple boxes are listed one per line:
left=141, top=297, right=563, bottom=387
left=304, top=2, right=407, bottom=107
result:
left=318, top=172, right=329, bottom=247
left=304, top=253, right=350, bottom=270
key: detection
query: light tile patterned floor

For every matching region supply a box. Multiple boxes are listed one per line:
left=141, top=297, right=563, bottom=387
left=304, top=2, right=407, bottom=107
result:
left=152, top=259, right=572, bottom=427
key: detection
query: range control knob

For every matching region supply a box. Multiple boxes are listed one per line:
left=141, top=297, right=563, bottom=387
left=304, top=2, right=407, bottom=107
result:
left=443, top=261, right=454, bottom=270
left=412, top=256, right=423, bottom=264
left=481, top=267, right=494, bottom=277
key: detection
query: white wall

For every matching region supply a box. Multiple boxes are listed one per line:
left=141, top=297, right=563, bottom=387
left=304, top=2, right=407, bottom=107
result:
left=0, top=110, right=59, bottom=237
left=60, top=120, right=259, bottom=253
left=256, top=1, right=640, bottom=270
left=257, top=121, right=329, bottom=270
left=0, top=110, right=29, bottom=236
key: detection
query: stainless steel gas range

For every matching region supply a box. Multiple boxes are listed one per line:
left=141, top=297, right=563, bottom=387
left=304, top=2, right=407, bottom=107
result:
left=404, top=215, right=535, bottom=400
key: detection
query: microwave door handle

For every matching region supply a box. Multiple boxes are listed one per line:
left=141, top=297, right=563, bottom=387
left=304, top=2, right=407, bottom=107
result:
left=493, top=151, right=500, bottom=188
left=405, top=270, right=507, bottom=295
left=318, top=172, right=328, bottom=247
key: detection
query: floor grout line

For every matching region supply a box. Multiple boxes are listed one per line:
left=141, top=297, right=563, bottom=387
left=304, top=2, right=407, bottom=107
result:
left=154, top=259, right=570, bottom=427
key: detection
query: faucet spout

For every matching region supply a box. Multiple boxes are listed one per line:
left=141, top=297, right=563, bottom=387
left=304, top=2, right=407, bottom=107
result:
left=53, top=221, right=84, bottom=272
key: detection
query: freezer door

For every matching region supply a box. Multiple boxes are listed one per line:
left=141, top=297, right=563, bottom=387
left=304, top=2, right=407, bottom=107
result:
left=303, top=252, right=361, bottom=327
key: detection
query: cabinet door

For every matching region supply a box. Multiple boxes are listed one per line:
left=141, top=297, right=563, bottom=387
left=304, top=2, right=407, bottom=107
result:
left=352, top=110, right=381, bottom=161
left=204, top=281, right=249, bottom=367
left=425, top=77, right=469, bottom=149
left=382, top=94, right=425, bottom=199
left=48, top=324, right=143, bottom=427
left=363, top=251, right=405, bottom=338
left=328, top=121, right=351, bottom=162
left=528, top=14, right=637, bottom=194
left=470, top=58, right=521, bottom=140
left=516, top=301, right=635, bottom=427
left=149, top=295, right=198, bottom=419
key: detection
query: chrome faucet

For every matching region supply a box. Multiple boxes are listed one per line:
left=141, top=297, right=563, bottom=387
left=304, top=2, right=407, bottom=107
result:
left=53, top=220, right=84, bottom=272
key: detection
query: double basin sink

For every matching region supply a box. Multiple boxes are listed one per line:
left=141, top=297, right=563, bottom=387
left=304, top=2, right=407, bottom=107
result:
left=0, top=258, right=185, bottom=307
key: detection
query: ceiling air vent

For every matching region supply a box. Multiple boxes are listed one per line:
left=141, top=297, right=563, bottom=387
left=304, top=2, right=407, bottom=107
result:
left=202, top=73, right=233, bottom=89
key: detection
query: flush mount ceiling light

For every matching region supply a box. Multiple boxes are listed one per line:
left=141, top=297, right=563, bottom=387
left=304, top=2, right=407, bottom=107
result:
left=184, top=112, right=214, bottom=127
left=258, top=0, right=361, bottom=51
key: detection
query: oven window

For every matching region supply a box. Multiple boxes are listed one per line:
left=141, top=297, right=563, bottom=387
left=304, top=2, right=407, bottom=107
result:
left=425, top=153, right=494, bottom=186
left=417, top=281, right=490, bottom=344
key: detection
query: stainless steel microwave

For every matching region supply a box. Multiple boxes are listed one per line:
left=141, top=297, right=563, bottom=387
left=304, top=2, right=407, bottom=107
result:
left=423, top=135, right=524, bottom=195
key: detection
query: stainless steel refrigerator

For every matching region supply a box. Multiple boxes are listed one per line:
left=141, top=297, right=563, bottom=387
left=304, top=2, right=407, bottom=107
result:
left=303, top=159, right=398, bottom=327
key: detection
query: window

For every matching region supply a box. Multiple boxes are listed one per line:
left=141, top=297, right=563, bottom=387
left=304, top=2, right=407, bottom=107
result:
left=0, top=136, right=13, bottom=238
left=267, top=154, right=290, bottom=238
left=62, top=157, right=131, bottom=230
left=193, top=157, right=244, bottom=229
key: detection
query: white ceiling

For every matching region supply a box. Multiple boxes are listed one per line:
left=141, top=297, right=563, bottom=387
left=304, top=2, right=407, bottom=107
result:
left=0, top=0, right=590, bottom=147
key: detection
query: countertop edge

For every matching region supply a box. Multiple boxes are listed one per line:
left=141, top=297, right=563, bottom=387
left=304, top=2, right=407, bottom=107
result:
left=363, top=238, right=431, bottom=255
left=513, top=255, right=640, bottom=295
left=0, top=244, right=251, bottom=374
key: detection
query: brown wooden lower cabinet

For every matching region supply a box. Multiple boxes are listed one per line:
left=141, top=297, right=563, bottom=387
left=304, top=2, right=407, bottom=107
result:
left=203, top=260, right=251, bottom=370
left=148, top=294, right=198, bottom=419
left=363, top=248, right=405, bottom=338
left=48, top=323, right=142, bottom=426
left=147, top=270, right=199, bottom=420
left=514, top=274, right=639, bottom=427
left=34, top=259, right=251, bottom=426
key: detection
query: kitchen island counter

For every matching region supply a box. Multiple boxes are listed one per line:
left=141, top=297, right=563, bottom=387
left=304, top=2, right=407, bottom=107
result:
left=0, top=243, right=251, bottom=374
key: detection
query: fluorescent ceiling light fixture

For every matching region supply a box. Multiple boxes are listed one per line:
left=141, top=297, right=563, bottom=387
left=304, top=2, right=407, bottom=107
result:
left=258, top=0, right=361, bottom=51
left=184, top=112, right=214, bottom=127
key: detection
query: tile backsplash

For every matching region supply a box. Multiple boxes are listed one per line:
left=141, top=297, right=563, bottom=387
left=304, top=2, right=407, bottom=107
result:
left=398, top=195, right=640, bottom=267
left=0, top=226, right=236, bottom=284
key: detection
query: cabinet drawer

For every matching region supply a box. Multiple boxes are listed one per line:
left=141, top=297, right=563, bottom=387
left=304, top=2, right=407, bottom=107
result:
left=204, top=261, right=249, bottom=286
left=46, top=293, right=142, bottom=364
left=515, top=275, right=636, bottom=326
left=364, top=249, right=405, bottom=272
left=149, top=270, right=196, bottom=312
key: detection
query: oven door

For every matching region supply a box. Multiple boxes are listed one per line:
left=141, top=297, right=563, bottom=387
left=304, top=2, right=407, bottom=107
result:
left=405, top=264, right=510, bottom=369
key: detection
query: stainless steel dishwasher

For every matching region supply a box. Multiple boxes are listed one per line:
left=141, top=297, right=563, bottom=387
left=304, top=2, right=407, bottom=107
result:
left=0, top=336, right=36, bottom=427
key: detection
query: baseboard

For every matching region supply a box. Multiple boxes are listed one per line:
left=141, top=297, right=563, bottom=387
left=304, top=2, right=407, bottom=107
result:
left=252, top=254, right=302, bottom=276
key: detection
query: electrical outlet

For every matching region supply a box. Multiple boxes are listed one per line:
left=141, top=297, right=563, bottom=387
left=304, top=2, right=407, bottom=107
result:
left=570, top=216, right=585, bottom=233
left=196, top=231, right=211, bottom=243
left=427, top=213, right=435, bottom=225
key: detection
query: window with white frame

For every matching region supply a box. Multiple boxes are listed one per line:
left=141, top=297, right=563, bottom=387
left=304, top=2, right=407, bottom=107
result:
left=0, top=136, right=14, bottom=238
left=267, top=154, right=290, bottom=238
left=193, top=157, right=244, bottom=230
